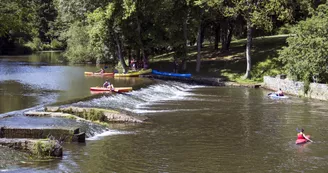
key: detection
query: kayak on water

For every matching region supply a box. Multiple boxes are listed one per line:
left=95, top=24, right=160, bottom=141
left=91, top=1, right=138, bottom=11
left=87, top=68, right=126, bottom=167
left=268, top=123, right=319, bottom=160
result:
left=114, top=69, right=152, bottom=77
left=90, top=87, right=132, bottom=93
left=84, top=72, right=114, bottom=77
left=296, top=135, right=311, bottom=145
left=268, top=93, right=289, bottom=99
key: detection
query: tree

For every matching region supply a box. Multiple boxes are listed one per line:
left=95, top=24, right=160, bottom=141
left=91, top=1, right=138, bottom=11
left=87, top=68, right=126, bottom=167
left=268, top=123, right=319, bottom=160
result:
left=225, top=0, right=294, bottom=79
left=0, top=0, right=39, bottom=54
left=279, top=3, right=328, bottom=86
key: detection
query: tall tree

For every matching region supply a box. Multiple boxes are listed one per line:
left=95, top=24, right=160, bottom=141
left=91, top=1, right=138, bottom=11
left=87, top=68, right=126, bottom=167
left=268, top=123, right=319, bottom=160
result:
left=225, top=0, right=294, bottom=79
left=279, top=3, right=328, bottom=86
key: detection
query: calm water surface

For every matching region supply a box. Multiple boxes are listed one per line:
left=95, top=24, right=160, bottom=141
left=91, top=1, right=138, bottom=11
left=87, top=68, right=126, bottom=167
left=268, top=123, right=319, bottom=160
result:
left=1, top=53, right=328, bottom=173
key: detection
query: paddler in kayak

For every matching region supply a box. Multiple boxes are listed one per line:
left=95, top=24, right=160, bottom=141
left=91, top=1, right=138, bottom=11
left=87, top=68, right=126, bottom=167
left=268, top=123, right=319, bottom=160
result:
left=275, top=88, right=284, bottom=96
left=95, top=67, right=105, bottom=74
left=96, top=66, right=108, bottom=74
left=103, top=80, right=114, bottom=90
left=297, top=129, right=313, bottom=142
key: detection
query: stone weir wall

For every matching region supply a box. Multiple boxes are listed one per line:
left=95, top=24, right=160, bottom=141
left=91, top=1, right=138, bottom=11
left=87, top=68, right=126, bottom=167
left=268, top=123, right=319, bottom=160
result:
left=0, top=127, right=85, bottom=143
left=263, top=76, right=328, bottom=100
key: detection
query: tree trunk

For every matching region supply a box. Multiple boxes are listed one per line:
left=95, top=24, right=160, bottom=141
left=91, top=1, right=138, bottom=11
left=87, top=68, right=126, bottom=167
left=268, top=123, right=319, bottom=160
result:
left=221, top=19, right=229, bottom=52
left=137, top=49, right=141, bottom=61
left=182, top=18, right=188, bottom=71
left=128, top=48, right=131, bottom=67
left=226, top=24, right=234, bottom=50
left=200, top=24, right=205, bottom=48
left=136, top=13, right=148, bottom=69
left=243, top=16, right=252, bottom=79
left=142, top=51, right=148, bottom=69
left=114, top=32, right=128, bottom=73
left=196, top=21, right=202, bottom=73
left=214, top=23, right=220, bottom=51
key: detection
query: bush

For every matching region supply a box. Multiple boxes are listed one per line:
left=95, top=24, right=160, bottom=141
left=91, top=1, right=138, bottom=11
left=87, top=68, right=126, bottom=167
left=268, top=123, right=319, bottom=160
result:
left=251, top=57, right=283, bottom=81
left=25, top=38, right=43, bottom=51
left=64, top=22, right=96, bottom=63
left=50, top=39, right=64, bottom=50
left=276, top=24, right=293, bottom=35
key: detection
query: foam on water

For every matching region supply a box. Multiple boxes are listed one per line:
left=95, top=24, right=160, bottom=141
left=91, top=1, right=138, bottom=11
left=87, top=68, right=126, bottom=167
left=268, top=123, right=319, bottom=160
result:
left=86, top=130, right=133, bottom=140
left=74, top=81, right=202, bottom=114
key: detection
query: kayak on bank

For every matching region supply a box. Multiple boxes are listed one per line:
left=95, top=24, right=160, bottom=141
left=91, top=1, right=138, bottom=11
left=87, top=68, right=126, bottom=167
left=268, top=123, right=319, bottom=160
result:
left=152, top=70, right=192, bottom=78
left=84, top=72, right=114, bottom=77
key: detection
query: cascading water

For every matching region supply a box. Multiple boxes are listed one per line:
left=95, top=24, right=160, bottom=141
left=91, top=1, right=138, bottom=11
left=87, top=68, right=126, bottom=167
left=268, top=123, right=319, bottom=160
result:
left=72, top=81, right=205, bottom=140
left=73, top=81, right=202, bottom=115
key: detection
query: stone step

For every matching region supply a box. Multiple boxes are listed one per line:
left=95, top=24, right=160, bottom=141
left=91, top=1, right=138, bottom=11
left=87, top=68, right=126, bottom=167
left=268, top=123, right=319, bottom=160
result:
left=0, top=138, right=62, bottom=157
left=0, top=126, right=85, bottom=143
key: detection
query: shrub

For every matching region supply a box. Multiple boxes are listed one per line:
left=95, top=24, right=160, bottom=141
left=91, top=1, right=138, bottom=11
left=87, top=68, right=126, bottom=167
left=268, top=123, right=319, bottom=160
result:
left=50, top=39, right=64, bottom=50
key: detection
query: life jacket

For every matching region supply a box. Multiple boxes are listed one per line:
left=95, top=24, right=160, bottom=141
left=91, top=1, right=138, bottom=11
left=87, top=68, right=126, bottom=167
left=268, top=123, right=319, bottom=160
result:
left=103, top=82, right=109, bottom=88
left=277, top=90, right=284, bottom=96
left=297, top=133, right=305, bottom=139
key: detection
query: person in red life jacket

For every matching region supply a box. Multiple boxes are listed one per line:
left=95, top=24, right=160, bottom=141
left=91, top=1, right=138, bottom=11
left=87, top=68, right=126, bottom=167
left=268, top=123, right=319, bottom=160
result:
left=276, top=88, right=284, bottom=96
left=297, top=129, right=313, bottom=142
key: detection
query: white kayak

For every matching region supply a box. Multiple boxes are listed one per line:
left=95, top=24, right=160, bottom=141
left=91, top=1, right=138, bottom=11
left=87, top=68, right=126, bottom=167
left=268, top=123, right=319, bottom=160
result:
left=268, top=93, right=289, bottom=99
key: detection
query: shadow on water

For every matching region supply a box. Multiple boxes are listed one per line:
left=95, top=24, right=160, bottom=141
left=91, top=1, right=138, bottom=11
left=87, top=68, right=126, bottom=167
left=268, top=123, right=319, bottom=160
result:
left=0, top=80, right=61, bottom=115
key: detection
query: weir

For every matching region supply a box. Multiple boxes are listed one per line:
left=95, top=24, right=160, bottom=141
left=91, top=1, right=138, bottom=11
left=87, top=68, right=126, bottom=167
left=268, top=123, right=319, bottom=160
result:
left=0, top=126, right=85, bottom=143
left=0, top=138, right=62, bottom=157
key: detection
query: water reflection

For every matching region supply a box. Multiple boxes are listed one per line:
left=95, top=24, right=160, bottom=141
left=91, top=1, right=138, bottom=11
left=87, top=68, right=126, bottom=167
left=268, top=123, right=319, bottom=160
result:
left=0, top=52, right=154, bottom=114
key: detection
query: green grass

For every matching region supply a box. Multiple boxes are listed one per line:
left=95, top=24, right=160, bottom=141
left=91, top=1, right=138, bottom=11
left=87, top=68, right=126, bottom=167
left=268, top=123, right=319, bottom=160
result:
left=149, top=35, right=288, bottom=83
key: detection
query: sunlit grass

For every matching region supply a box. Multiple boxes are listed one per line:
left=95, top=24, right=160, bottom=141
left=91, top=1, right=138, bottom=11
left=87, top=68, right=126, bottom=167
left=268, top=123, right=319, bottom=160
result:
left=149, top=35, right=288, bottom=83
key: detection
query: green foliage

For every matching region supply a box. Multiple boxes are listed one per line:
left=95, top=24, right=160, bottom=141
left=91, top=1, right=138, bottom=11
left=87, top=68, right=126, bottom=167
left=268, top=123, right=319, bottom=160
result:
left=276, top=24, right=293, bottom=34
left=64, top=22, right=95, bottom=63
left=25, top=38, right=43, bottom=51
left=279, top=3, right=328, bottom=84
left=33, top=139, right=57, bottom=158
left=74, top=109, right=106, bottom=122
left=251, top=57, right=283, bottom=81
left=303, top=73, right=311, bottom=94
left=50, top=39, right=64, bottom=50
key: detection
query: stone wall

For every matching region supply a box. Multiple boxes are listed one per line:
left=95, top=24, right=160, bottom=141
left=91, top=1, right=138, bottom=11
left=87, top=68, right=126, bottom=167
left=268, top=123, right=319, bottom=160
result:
left=0, top=127, right=85, bottom=143
left=263, top=76, right=328, bottom=100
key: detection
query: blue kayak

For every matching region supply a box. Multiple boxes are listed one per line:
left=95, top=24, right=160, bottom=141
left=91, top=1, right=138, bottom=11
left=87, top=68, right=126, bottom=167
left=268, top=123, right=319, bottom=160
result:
left=152, top=70, right=192, bottom=78
left=268, top=93, right=289, bottom=99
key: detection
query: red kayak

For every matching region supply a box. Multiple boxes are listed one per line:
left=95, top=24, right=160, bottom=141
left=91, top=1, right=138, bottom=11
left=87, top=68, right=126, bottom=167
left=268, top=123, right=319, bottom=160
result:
left=90, top=87, right=132, bottom=94
left=295, top=135, right=310, bottom=144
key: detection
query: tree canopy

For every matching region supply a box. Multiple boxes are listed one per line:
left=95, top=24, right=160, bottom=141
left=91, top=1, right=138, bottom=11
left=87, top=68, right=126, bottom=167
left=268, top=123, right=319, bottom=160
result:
left=279, top=3, right=328, bottom=84
left=1, top=0, right=328, bottom=82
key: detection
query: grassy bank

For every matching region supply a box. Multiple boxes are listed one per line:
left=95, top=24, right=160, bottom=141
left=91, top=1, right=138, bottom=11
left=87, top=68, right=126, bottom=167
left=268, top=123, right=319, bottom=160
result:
left=149, top=35, right=289, bottom=83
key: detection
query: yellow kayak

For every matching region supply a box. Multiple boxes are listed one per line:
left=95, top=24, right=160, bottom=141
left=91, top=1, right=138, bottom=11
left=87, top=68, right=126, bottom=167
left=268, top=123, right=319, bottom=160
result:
left=114, top=69, right=152, bottom=77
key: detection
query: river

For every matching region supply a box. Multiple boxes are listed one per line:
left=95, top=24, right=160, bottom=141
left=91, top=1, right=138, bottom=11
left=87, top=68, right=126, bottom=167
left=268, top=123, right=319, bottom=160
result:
left=1, top=53, right=328, bottom=173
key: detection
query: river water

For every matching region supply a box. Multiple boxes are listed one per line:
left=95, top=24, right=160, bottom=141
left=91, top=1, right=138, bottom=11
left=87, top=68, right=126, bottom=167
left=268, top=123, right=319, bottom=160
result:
left=1, top=53, right=328, bottom=173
